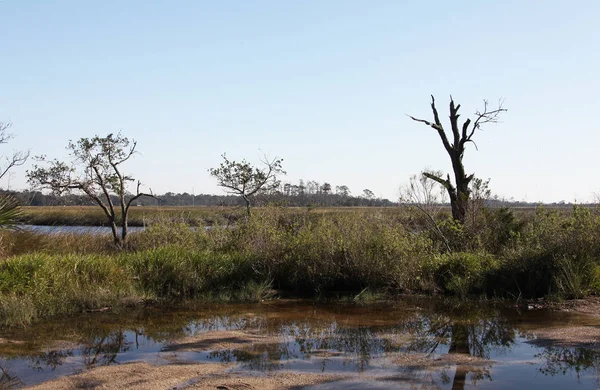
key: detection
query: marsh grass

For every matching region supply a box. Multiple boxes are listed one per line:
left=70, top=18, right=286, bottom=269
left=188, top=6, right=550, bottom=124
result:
left=19, top=206, right=243, bottom=227
left=0, top=230, right=114, bottom=256
left=2, top=205, right=600, bottom=326
left=0, top=253, right=138, bottom=326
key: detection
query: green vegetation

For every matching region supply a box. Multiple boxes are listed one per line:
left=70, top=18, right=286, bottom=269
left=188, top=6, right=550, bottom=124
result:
left=2, top=204, right=600, bottom=326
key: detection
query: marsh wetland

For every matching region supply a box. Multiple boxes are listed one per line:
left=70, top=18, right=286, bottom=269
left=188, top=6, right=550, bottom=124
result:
left=2, top=205, right=600, bottom=388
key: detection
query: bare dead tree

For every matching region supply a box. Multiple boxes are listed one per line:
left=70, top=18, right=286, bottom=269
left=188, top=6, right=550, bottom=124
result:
left=0, top=121, right=29, bottom=181
left=408, top=96, right=506, bottom=223
left=400, top=170, right=451, bottom=252
left=27, top=133, right=156, bottom=246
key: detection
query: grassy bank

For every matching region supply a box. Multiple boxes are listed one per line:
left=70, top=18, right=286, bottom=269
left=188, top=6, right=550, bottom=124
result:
left=2, top=205, right=600, bottom=326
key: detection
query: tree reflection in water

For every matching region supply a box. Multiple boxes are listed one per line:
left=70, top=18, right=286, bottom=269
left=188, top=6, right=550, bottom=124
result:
left=0, top=303, right=600, bottom=388
left=0, top=361, right=23, bottom=389
left=202, top=311, right=516, bottom=390
left=537, top=347, right=600, bottom=382
left=81, top=328, right=132, bottom=368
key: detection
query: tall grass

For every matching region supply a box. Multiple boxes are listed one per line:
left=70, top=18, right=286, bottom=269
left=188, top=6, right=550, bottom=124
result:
left=2, top=205, right=600, bottom=326
left=0, top=253, right=135, bottom=326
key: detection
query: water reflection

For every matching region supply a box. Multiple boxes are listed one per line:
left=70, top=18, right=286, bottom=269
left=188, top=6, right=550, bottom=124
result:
left=397, top=314, right=516, bottom=389
left=537, top=347, right=600, bottom=379
left=0, top=301, right=599, bottom=388
left=0, top=363, right=23, bottom=388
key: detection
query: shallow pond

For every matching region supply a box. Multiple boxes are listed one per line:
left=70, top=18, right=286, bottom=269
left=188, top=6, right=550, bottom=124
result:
left=1, top=299, right=599, bottom=389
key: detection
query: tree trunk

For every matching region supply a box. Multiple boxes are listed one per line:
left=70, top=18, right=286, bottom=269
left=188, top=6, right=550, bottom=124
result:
left=449, top=323, right=470, bottom=354
left=449, top=323, right=470, bottom=390
left=121, top=210, right=128, bottom=244
left=109, top=219, right=121, bottom=246
left=449, top=151, right=471, bottom=224
left=453, top=187, right=470, bottom=223
left=451, top=366, right=468, bottom=390
left=243, top=196, right=251, bottom=217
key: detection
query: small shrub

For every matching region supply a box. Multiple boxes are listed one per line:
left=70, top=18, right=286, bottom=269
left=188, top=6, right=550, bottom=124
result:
left=554, top=255, right=600, bottom=299
left=434, top=252, right=500, bottom=297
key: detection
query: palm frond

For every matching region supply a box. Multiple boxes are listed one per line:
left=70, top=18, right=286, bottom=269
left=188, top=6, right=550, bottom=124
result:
left=0, top=195, right=23, bottom=230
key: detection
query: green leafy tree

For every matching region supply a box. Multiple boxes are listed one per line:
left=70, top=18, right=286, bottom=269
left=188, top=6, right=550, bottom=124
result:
left=209, top=154, right=285, bottom=216
left=409, top=96, right=505, bottom=223
left=27, top=133, right=155, bottom=246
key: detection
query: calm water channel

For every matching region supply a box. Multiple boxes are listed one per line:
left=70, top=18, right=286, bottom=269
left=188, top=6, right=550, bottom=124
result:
left=1, top=299, right=599, bottom=389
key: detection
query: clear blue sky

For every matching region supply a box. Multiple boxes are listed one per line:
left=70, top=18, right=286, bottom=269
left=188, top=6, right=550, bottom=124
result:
left=1, top=1, right=599, bottom=202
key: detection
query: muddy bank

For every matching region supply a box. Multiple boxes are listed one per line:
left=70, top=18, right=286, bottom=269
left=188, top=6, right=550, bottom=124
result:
left=554, top=296, right=600, bottom=317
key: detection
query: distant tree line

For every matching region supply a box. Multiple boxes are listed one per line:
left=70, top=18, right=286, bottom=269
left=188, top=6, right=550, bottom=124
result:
left=4, top=186, right=592, bottom=209
left=3, top=182, right=396, bottom=208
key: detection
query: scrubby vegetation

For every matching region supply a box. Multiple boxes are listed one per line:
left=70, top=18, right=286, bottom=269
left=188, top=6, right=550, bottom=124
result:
left=2, top=204, right=600, bottom=326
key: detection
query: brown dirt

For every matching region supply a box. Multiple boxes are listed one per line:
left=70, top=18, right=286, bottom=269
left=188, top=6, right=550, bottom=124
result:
left=555, top=296, right=600, bottom=317
left=391, top=352, right=492, bottom=369
left=528, top=325, right=600, bottom=350
left=186, top=372, right=341, bottom=390
left=27, top=362, right=226, bottom=390
left=518, top=297, right=600, bottom=350
left=26, top=362, right=341, bottom=390
left=162, top=330, right=283, bottom=352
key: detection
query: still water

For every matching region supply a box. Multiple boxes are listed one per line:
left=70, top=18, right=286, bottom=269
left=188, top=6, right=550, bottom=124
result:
left=1, top=299, right=599, bottom=389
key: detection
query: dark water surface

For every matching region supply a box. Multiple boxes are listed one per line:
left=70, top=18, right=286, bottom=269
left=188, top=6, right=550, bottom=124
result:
left=1, top=299, right=599, bottom=389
